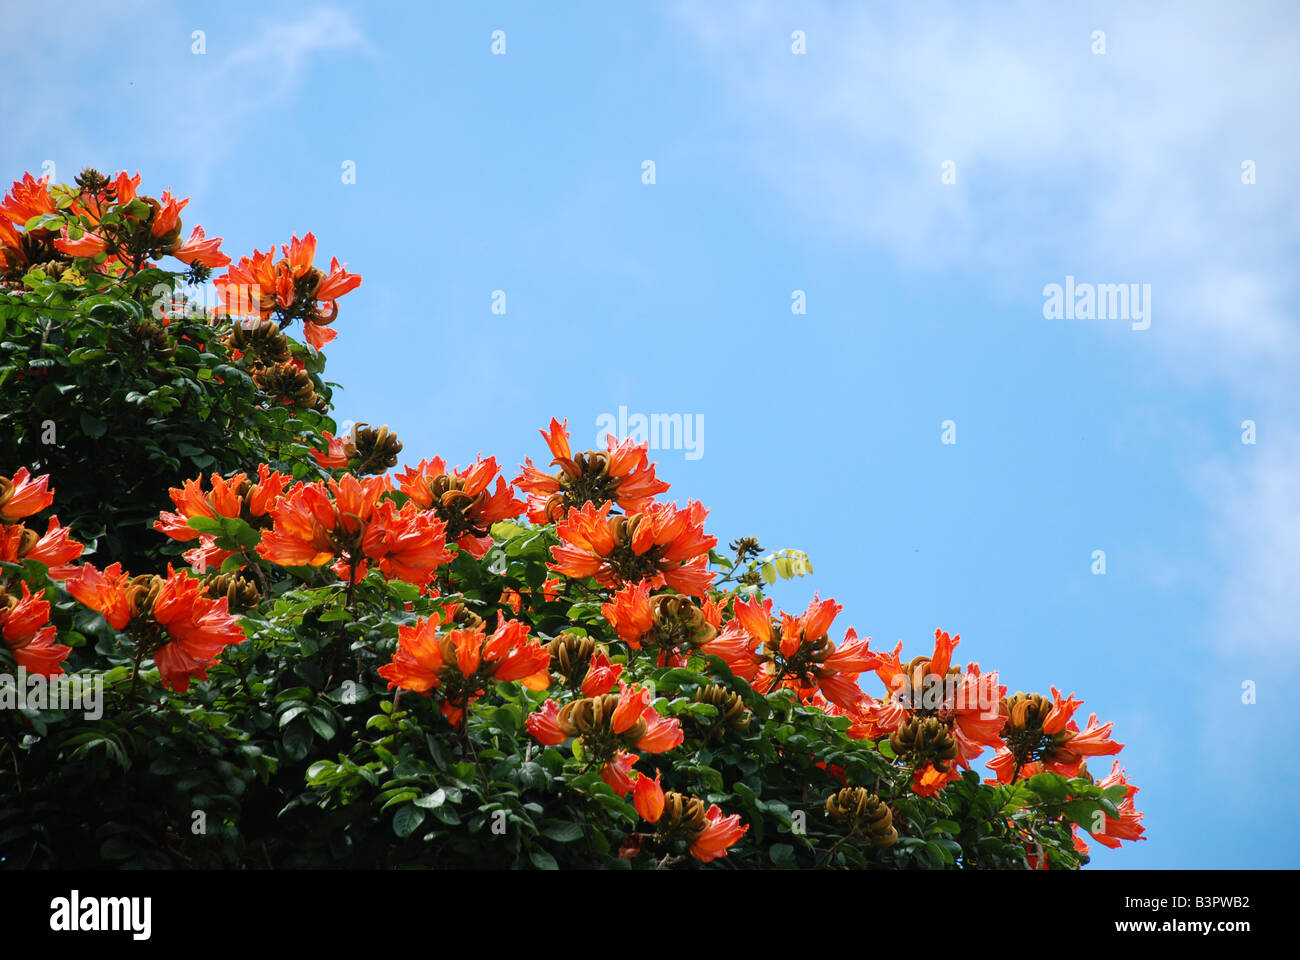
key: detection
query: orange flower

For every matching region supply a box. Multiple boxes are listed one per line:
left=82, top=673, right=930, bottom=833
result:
left=171, top=225, right=230, bottom=267
left=633, top=769, right=665, bottom=823
left=149, top=189, right=190, bottom=238
left=65, top=561, right=134, bottom=630
left=150, top=567, right=247, bottom=692
left=155, top=466, right=290, bottom=543
left=548, top=500, right=716, bottom=597
left=1088, top=761, right=1146, bottom=848
left=0, top=468, right=54, bottom=521
left=396, top=456, right=524, bottom=558
left=66, top=563, right=244, bottom=691
left=601, top=749, right=639, bottom=795
left=214, top=234, right=360, bottom=351
left=718, top=594, right=871, bottom=710
left=311, top=431, right=351, bottom=469
left=601, top=581, right=721, bottom=666
left=689, top=805, right=748, bottom=863
left=985, top=688, right=1122, bottom=783
left=361, top=500, right=456, bottom=583
left=514, top=417, right=670, bottom=523
left=257, top=475, right=451, bottom=585
left=0, top=172, right=55, bottom=226
left=580, top=648, right=622, bottom=697
left=378, top=615, right=551, bottom=726
left=53, top=226, right=109, bottom=257
left=0, top=582, right=71, bottom=677
left=0, top=515, right=84, bottom=580
left=525, top=698, right=568, bottom=745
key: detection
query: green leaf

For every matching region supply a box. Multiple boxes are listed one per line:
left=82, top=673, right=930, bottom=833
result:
left=528, top=848, right=559, bottom=870
left=541, top=821, right=584, bottom=843
left=79, top=411, right=107, bottom=438
left=393, top=805, right=426, bottom=838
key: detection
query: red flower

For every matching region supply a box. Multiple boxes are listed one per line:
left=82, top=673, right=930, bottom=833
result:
left=548, top=500, right=716, bottom=597
left=396, top=456, right=525, bottom=558
left=515, top=417, right=670, bottom=523
left=65, top=561, right=134, bottom=630
left=580, top=648, right=622, bottom=697
left=378, top=614, right=551, bottom=726
left=633, top=769, right=665, bottom=823
left=0, top=468, right=54, bottom=521
left=311, top=431, right=351, bottom=468
left=171, top=225, right=230, bottom=268
left=214, top=234, right=360, bottom=350
left=0, top=172, right=55, bottom=226
left=716, top=594, right=871, bottom=710
left=0, top=515, right=84, bottom=580
left=155, top=467, right=289, bottom=543
left=1088, top=761, right=1146, bottom=848
left=601, top=749, right=639, bottom=795
left=689, top=805, right=748, bottom=863
left=0, top=582, right=71, bottom=677
left=53, top=226, right=109, bottom=257
left=149, top=567, right=247, bottom=692
left=524, top=698, right=568, bottom=745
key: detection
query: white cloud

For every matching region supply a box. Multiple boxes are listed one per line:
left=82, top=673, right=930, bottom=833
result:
left=674, top=1, right=1300, bottom=658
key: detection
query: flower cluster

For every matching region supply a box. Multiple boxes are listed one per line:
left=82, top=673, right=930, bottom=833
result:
left=526, top=680, right=684, bottom=794
left=214, top=232, right=360, bottom=350
left=378, top=609, right=551, bottom=726
left=1, top=169, right=228, bottom=283
left=66, top=562, right=245, bottom=692
left=549, top=500, right=716, bottom=596
left=154, top=465, right=292, bottom=572
left=0, top=469, right=84, bottom=579
left=515, top=418, right=670, bottom=523
left=396, top=456, right=524, bottom=558
left=256, top=474, right=454, bottom=585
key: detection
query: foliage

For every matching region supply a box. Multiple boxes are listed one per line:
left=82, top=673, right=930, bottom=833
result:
left=0, top=168, right=1143, bottom=869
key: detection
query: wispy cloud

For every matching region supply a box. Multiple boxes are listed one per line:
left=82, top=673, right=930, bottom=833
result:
left=673, top=1, right=1300, bottom=656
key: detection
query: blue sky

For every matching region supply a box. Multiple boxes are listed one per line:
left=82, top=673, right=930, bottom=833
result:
left=5, top=0, right=1298, bottom=867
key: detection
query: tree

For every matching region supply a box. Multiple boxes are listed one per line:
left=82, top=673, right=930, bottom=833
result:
left=0, top=168, right=1144, bottom=869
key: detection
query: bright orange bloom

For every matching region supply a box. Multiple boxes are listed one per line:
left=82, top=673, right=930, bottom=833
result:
left=548, top=500, right=716, bottom=597
left=149, top=567, right=247, bottom=692
left=0, top=515, right=85, bottom=580
left=580, top=648, right=622, bottom=697
left=856, top=630, right=1007, bottom=795
left=361, top=500, right=456, bottom=582
left=0, top=468, right=54, bottom=521
left=524, top=698, right=567, bottom=745
left=0, top=172, right=55, bottom=226
left=66, top=563, right=243, bottom=691
left=53, top=226, right=109, bottom=257
left=715, top=594, right=871, bottom=711
left=257, top=475, right=452, bottom=585
left=635, top=703, right=685, bottom=752
left=149, top=189, right=189, bottom=238
left=601, top=750, right=639, bottom=795
left=311, top=431, right=351, bottom=469
left=688, top=804, right=748, bottom=863
left=155, top=466, right=290, bottom=543
left=0, top=582, right=71, bottom=677
left=396, top=456, right=524, bottom=558
left=601, top=581, right=721, bottom=666
left=515, top=417, right=670, bottom=523
left=633, top=769, right=665, bottom=823
left=65, top=561, right=134, bottom=630
left=214, top=234, right=360, bottom=351
left=1088, top=761, right=1146, bottom=848
left=985, top=689, right=1123, bottom=783
left=378, top=615, right=551, bottom=726
left=171, top=225, right=230, bottom=268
